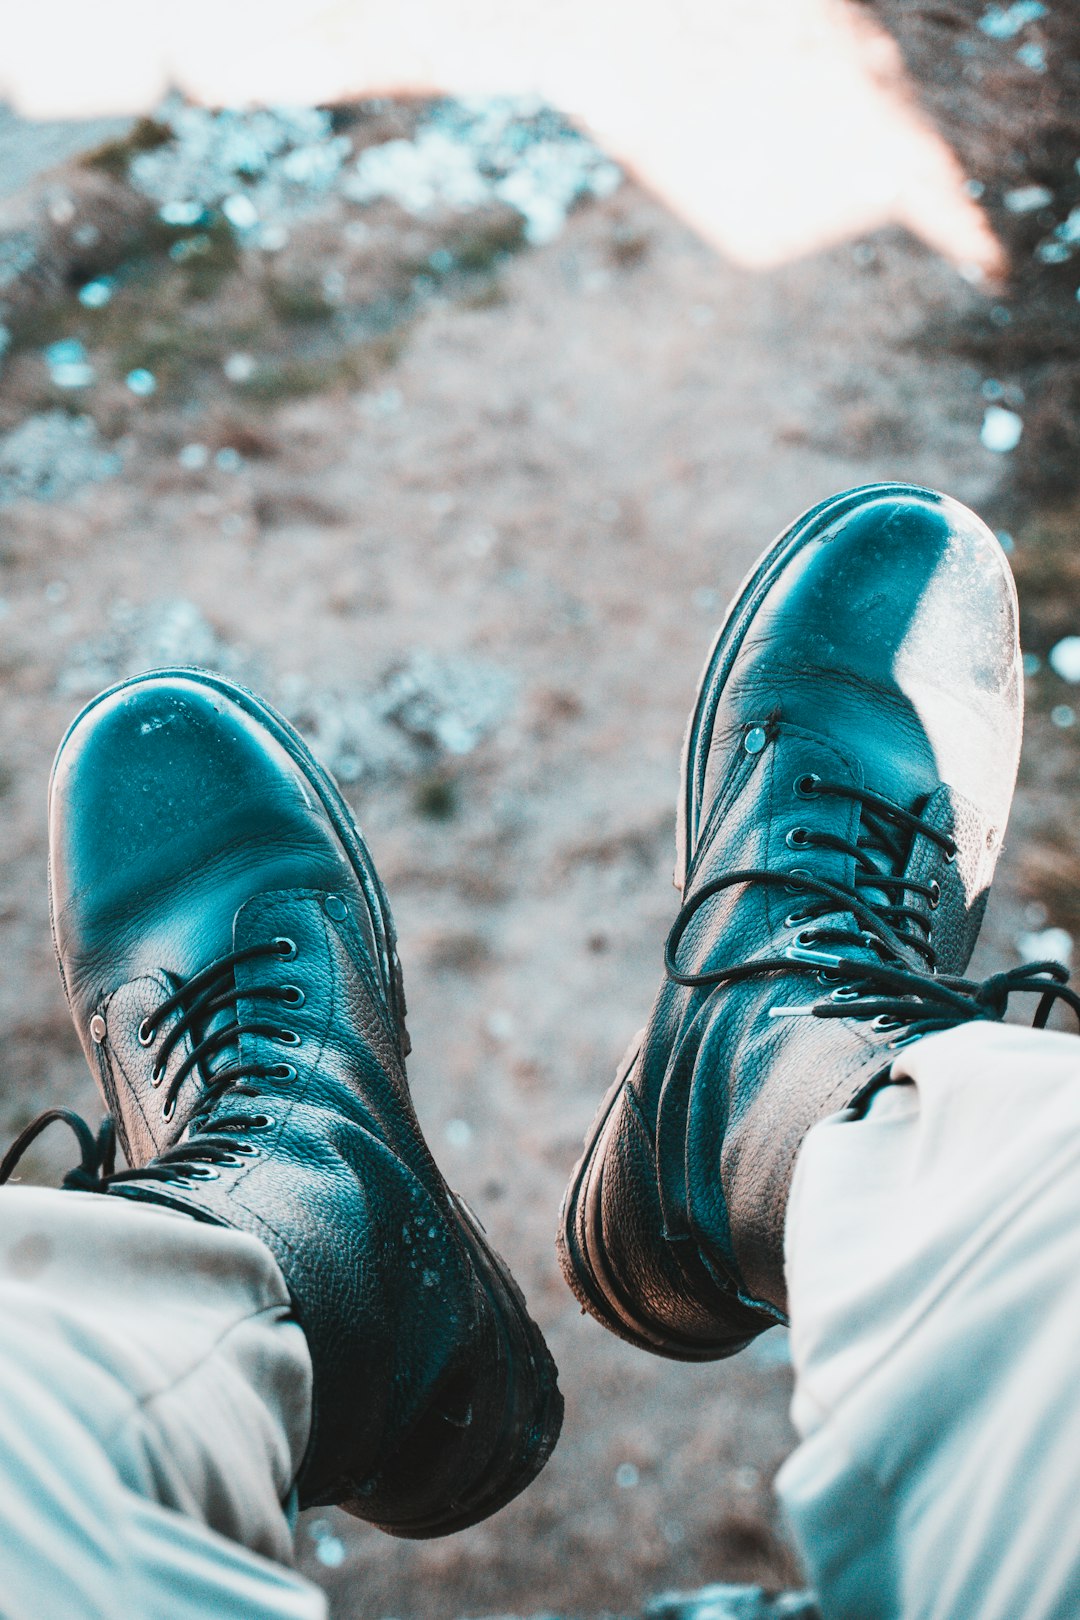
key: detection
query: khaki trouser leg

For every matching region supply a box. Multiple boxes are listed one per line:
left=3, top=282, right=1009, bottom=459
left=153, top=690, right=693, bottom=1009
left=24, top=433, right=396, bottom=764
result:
left=778, top=1021, right=1080, bottom=1620
left=0, top=1184, right=325, bottom=1620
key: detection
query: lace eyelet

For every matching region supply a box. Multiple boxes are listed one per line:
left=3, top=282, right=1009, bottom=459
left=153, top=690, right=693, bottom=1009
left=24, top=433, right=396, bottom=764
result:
left=279, top=985, right=305, bottom=1007
left=230, top=1142, right=261, bottom=1157
left=872, top=1014, right=902, bottom=1031
left=184, top=1165, right=219, bottom=1181
left=785, top=827, right=810, bottom=850
left=150, top=1064, right=165, bottom=1088
left=793, top=773, right=822, bottom=799
left=784, top=867, right=812, bottom=894
left=784, top=911, right=813, bottom=928
left=928, top=880, right=941, bottom=909
left=273, top=937, right=298, bottom=960
left=816, top=968, right=841, bottom=985
left=794, top=928, right=817, bottom=948
left=247, top=1114, right=275, bottom=1130
left=138, top=1018, right=155, bottom=1047
left=276, top=1029, right=301, bottom=1046
left=219, top=1150, right=258, bottom=1168
left=268, top=1063, right=297, bottom=1082
left=162, top=1096, right=176, bottom=1122
left=943, top=846, right=957, bottom=866
left=831, top=985, right=861, bottom=1002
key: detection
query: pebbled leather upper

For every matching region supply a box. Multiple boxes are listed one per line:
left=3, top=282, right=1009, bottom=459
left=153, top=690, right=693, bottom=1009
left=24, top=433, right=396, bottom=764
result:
left=559, top=485, right=1023, bottom=1355
left=49, top=671, right=562, bottom=1529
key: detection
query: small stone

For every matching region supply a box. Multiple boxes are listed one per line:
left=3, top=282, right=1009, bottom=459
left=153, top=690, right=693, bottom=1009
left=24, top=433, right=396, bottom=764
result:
left=1016, top=927, right=1073, bottom=967
left=980, top=406, right=1022, bottom=453
left=1048, top=636, right=1080, bottom=683
left=314, top=1534, right=346, bottom=1568
left=77, top=278, right=114, bottom=308
left=223, top=352, right=256, bottom=383
left=160, top=200, right=205, bottom=226
left=977, top=1, right=1046, bottom=39
left=1016, top=41, right=1047, bottom=71
left=444, top=1118, right=473, bottom=1148
left=485, top=1009, right=515, bottom=1041
left=1004, top=184, right=1052, bottom=213
left=222, top=193, right=258, bottom=230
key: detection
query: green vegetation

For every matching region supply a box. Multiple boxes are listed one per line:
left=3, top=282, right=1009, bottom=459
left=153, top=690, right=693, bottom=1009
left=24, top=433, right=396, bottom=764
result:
left=80, top=118, right=172, bottom=179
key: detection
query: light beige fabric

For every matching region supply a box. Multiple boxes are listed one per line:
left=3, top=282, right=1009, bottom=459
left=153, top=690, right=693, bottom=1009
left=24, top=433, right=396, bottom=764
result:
left=0, top=1184, right=325, bottom=1620
left=778, top=1021, right=1080, bottom=1620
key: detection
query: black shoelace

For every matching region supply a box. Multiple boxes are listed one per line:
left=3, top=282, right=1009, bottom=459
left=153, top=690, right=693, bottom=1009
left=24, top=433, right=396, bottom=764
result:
left=0, top=939, right=301, bottom=1192
left=666, top=778, right=1080, bottom=1043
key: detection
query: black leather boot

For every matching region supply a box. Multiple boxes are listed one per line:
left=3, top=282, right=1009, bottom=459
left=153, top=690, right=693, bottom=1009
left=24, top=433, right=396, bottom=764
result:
left=558, top=483, right=1077, bottom=1359
left=26, top=669, right=562, bottom=1534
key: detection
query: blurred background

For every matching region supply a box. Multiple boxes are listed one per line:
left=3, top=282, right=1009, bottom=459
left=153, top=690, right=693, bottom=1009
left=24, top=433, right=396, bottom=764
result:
left=0, top=1, right=1078, bottom=1615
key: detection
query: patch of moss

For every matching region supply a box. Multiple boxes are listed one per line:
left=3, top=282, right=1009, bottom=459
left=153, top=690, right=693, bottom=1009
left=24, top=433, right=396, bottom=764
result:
left=412, top=772, right=458, bottom=821
left=81, top=117, right=172, bottom=179
left=173, top=217, right=241, bottom=299
left=1011, top=505, right=1080, bottom=654
left=265, top=277, right=335, bottom=325
left=236, top=332, right=403, bottom=402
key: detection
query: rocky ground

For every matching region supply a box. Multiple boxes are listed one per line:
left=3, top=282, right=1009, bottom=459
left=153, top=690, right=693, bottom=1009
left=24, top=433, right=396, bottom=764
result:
left=0, top=5, right=1077, bottom=1618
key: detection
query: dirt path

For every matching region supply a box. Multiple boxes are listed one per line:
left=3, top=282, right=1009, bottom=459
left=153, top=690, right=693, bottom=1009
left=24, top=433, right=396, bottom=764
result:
left=0, top=61, right=1068, bottom=1620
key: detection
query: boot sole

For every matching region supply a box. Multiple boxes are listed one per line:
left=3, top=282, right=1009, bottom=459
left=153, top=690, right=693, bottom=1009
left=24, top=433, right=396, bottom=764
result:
left=51, top=667, right=562, bottom=1537
left=558, top=482, right=965, bottom=1357
left=557, top=1033, right=743, bottom=1360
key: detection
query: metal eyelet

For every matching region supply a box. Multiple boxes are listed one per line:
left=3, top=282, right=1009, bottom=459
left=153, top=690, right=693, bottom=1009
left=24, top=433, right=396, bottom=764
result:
left=219, top=1150, right=259, bottom=1168
left=943, top=846, right=957, bottom=865
left=831, top=985, right=862, bottom=1002
left=784, top=867, right=812, bottom=894
left=793, top=773, right=822, bottom=799
left=816, top=968, right=842, bottom=985
left=230, top=1141, right=261, bottom=1157
left=279, top=985, right=305, bottom=1007
left=928, top=880, right=941, bottom=909
left=872, top=1014, right=901, bottom=1031
left=276, top=1029, right=301, bottom=1046
left=138, top=1018, right=155, bottom=1047
left=784, top=911, right=813, bottom=928
left=794, top=928, right=816, bottom=948
left=273, top=937, right=298, bottom=959
left=247, top=1114, right=275, bottom=1130
left=184, top=1165, right=220, bottom=1181
left=150, top=1064, right=165, bottom=1088
left=162, top=1096, right=176, bottom=1122
left=268, top=1063, right=297, bottom=1082
left=785, top=827, right=810, bottom=850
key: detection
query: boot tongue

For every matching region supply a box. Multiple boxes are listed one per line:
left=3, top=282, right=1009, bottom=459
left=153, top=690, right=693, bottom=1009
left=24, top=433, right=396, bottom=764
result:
left=173, top=973, right=242, bottom=1086
left=200, top=1000, right=242, bottom=1081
